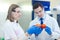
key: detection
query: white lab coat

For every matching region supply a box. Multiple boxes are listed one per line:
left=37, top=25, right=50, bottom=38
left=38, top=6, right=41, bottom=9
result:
left=29, top=14, right=60, bottom=40
left=2, top=20, right=26, bottom=40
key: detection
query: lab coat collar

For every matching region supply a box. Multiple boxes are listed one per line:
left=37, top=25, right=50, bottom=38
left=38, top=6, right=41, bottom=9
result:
left=6, top=19, right=17, bottom=23
left=36, top=13, right=46, bottom=21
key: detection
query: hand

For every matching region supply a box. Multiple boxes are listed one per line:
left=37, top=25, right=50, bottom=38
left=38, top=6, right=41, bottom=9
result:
left=27, top=25, right=43, bottom=36
left=45, top=26, right=52, bottom=35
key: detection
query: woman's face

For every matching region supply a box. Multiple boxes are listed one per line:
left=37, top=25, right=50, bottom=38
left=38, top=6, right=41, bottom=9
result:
left=11, top=7, right=21, bottom=21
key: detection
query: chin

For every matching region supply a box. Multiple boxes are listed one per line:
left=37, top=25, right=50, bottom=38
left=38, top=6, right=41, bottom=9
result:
left=39, top=16, right=43, bottom=18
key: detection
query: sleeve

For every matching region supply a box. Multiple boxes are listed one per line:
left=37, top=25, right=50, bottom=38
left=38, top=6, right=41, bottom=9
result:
left=4, top=31, right=10, bottom=40
left=29, top=21, right=36, bottom=28
left=51, top=19, right=60, bottom=39
left=29, top=22, right=34, bottom=28
left=3, top=29, right=17, bottom=40
left=3, top=24, right=17, bottom=40
left=15, top=24, right=27, bottom=40
left=29, top=17, right=38, bottom=28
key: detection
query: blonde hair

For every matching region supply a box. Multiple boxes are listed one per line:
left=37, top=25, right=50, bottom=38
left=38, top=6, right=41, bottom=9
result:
left=7, top=4, right=19, bottom=22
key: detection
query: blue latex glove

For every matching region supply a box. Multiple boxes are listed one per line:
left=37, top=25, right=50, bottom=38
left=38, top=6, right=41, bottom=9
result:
left=45, top=26, right=52, bottom=35
left=27, top=25, right=43, bottom=36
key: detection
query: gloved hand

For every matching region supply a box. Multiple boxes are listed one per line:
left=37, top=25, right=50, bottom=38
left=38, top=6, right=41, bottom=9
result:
left=27, top=23, right=52, bottom=36
left=45, top=26, right=52, bottom=35
left=27, top=25, right=43, bottom=36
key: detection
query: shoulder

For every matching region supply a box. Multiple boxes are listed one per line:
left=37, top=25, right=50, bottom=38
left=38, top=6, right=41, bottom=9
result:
left=30, top=17, right=38, bottom=24
left=4, top=20, right=12, bottom=25
left=29, top=17, right=39, bottom=27
left=2, top=20, right=12, bottom=31
left=46, top=14, right=57, bottom=22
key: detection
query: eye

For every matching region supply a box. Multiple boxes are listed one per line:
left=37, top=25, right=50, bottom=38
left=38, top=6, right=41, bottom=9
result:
left=17, top=11, right=20, bottom=13
left=39, top=11, right=42, bottom=12
left=12, top=9, right=16, bottom=12
left=35, top=12, right=38, bottom=14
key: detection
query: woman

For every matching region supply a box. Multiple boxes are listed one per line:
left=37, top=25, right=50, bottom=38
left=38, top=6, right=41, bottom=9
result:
left=2, top=4, right=26, bottom=40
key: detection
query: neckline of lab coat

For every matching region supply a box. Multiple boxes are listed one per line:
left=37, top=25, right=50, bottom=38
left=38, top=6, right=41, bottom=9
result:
left=6, top=19, right=18, bottom=23
left=35, top=13, right=50, bottom=20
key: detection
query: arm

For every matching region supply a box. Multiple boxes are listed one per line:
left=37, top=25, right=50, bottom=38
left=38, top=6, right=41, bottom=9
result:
left=51, top=19, right=60, bottom=39
left=4, top=33, right=17, bottom=40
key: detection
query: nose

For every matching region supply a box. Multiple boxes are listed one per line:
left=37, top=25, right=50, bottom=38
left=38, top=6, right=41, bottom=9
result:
left=38, top=13, right=41, bottom=15
left=18, top=13, right=22, bottom=17
left=19, top=13, right=22, bottom=16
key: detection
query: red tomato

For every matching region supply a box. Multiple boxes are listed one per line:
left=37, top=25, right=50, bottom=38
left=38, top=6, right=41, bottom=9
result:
left=41, top=24, right=46, bottom=28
